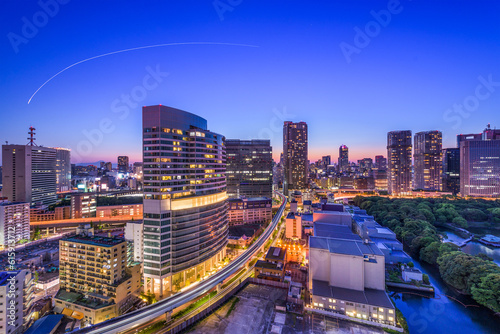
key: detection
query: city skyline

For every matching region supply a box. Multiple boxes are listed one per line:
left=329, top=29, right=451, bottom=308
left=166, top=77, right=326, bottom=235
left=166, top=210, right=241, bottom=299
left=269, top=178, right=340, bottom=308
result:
left=2, top=1, right=500, bottom=163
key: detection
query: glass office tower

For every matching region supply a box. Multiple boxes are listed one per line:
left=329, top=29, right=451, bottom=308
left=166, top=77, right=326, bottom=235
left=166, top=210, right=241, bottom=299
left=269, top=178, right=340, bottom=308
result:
left=142, top=105, right=228, bottom=297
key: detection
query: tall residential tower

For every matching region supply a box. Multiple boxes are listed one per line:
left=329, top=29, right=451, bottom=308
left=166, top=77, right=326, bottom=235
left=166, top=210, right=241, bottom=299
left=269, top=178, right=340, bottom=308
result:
left=283, top=121, right=308, bottom=195
left=387, top=131, right=412, bottom=195
left=338, top=145, right=349, bottom=173
left=413, top=131, right=442, bottom=191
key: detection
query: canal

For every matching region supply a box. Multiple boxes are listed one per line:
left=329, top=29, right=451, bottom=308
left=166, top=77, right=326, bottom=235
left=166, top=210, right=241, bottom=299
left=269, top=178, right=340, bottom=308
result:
left=391, top=229, right=500, bottom=333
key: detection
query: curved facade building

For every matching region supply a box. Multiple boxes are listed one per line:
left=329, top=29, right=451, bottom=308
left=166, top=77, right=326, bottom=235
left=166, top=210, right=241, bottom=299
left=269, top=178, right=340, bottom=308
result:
left=142, top=105, right=228, bottom=297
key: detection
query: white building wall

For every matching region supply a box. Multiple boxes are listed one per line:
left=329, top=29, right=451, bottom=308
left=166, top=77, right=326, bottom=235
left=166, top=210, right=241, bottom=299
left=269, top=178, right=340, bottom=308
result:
left=313, top=212, right=352, bottom=227
left=329, top=254, right=364, bottom=291
left=0, top=202, right=30, bottom=247
left=308, top=248, right=331, bottom=289
left=363, top=255, right=385, bottom=290
left=125, top=222, right=144, bottom=262
left=0, top=270, right=32, bottom=334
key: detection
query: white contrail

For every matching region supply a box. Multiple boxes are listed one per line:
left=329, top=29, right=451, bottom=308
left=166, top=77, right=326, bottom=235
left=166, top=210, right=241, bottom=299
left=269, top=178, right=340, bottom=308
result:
left=27, top=42, right=259, bottom=104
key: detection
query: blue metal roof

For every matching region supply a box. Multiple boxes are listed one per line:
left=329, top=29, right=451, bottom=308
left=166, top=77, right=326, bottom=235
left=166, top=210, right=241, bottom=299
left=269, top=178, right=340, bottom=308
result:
left=24, top=314, right=64, bottom=334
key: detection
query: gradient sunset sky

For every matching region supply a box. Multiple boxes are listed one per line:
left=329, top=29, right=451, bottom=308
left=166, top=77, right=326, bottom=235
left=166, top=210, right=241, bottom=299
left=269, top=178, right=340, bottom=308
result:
left=1, top=0, right=499, bottom=164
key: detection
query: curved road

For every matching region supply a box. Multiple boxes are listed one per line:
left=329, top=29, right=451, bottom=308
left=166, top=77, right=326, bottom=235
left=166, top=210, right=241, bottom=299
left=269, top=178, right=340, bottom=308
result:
left=76, top=191, right=287, bottom=334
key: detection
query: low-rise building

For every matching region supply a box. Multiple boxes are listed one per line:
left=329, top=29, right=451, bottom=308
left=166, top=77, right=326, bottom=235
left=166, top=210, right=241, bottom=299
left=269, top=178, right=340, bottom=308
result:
left=228, top=224, right=263, bottom=248
left=35, top=271, right=59, bottom=291
left=285, top=212, right=303, bottom=240
left=309, top=221, right=396, bottom=326
left=24, top=314, right=63, bottom=334
left=55, top=206, right=71, bottom=220
left=402, top=266, right=423, bottom=283
left=227, top=197, right=272, bottom=225
left=349, top=207, right=411, bottom=264
left=254, top=247, right=287, bottom=282
left=97, top=204, right=143, bottom=219
left=30, top=207, right=56, bottom=222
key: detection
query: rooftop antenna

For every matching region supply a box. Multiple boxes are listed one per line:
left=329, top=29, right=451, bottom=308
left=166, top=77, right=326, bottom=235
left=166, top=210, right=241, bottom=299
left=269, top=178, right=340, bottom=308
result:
left=27, top=126, right=37, bottom=146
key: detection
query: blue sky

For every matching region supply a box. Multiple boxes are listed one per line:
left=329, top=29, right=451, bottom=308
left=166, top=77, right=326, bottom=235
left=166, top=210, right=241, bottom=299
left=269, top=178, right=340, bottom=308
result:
left=1, top=0, right=499, bottom=163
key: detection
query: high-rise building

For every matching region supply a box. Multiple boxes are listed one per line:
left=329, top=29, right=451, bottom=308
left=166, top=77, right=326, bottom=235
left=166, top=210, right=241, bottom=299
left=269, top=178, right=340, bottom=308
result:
left=55, top=232, right=141, bottom=325
left=54, top=148, right=71, bottom=192
left=71, top=193, right=96, bottom=219
left=118, top=156, right=129, bottom=173
left=387, top=131, right=412, bottom=195
left=321, top=155, right=331, bottom=169
left=358, top=158, right=373, bottom=175
left=125, top=221, right=144, bottom=263
left=460, top=125, right=500, bottom=197
left=133, top=162, right=143, bottom=178
left=0, top=200, right=30, bottom=248
left=374, top=155, right=387, bottom=170
left=104, top=162, right=112, bottom=172
left=2, top=145, right=57, bottom=206
left=283, top=121, right=308, bottom=194
left=414, top=131, right=442, bottom=191
left=442, top=148, right=460, bottom=194
left=142, top=105, right=228, bottom=297
left=338, top=145, right=349, bottom=173
left=225, top=139, right=272, bottom=198
left=0, top=270, right=35, bottom=334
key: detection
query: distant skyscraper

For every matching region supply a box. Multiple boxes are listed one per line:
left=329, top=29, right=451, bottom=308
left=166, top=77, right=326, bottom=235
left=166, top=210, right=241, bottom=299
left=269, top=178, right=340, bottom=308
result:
left=225, top=139, right=273, bottom=198
left=414, top=131, right=442, bottom=191
left=457, top=133, right=482, bottom=148
left=374, top=155, right=387, bottom=170
left=54, top=147, right=71, bottom=192
left=387, top=131, right=412, bottom=195
left=442, top=148, right=460, bottom=194
left=2, top=145, right=57, bottom=206
left=321, top=155, right=331, bottom=169
left=460, top=124, right=500, bottom=197
left=283, top=121, right=308, bottom=194
left=118, top=156, right=129, bottom=173
left=338, top=145, right=349, bottom=173
left=358, top=158, right=373, bottom=174
left=142, top=105, right=228, bottom=297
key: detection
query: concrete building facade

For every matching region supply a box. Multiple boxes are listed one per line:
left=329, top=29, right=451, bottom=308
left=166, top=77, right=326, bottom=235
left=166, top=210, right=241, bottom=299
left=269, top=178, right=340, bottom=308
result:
left=2, top=145, right=57, bottom=206
left=227, top=197, right=272, bottom=225
left=56, top=234, right=141, bottom=325
left=125, top=221, right=144, bottom=263
left=71, top=193, right=96, bottom=219
left=0, top=201, right=30, bottom=248
left=0, top=270, right=35, bottom=334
